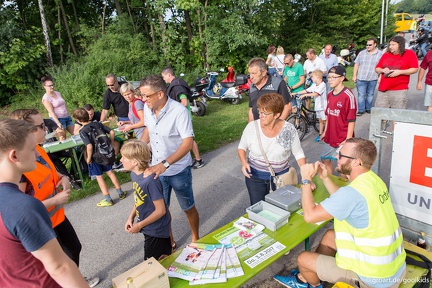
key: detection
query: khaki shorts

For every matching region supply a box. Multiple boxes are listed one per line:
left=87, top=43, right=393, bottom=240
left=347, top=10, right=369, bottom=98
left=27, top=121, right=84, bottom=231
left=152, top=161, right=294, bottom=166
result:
left=316, top=255, right=406, bottom=288
left=375, top=90, right=408, bottom=109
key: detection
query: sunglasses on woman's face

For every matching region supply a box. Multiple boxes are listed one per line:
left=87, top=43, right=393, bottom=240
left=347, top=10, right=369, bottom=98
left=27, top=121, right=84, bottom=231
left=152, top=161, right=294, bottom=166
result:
left=34, top=122, right=46, bottom=130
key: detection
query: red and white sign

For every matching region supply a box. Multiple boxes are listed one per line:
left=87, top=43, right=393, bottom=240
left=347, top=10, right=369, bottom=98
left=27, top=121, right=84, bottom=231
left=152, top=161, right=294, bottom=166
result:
left=390, top=122, right=432, bottom=225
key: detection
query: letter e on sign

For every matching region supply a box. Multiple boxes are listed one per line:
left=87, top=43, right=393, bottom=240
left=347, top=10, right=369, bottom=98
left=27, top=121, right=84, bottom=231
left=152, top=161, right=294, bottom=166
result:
left=410, top=135, right=432, bottom=188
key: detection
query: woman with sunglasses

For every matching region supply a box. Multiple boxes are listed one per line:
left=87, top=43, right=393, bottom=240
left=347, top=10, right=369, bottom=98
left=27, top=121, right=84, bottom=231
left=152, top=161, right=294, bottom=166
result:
left=41, top=76, right=74, bottom=139
left=10, top=108, right=99, bottom=288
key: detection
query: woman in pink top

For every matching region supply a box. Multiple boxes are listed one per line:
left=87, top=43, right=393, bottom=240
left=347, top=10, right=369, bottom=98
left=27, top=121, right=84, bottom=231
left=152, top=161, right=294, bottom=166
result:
left=41, top=76, right=74, bottom=138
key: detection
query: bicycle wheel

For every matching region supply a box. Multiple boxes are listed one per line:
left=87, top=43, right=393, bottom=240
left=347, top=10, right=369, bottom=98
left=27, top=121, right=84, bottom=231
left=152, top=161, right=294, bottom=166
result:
left=311, top=113, right=320, bottom=133
left=287, top=114, right=307, bottom=141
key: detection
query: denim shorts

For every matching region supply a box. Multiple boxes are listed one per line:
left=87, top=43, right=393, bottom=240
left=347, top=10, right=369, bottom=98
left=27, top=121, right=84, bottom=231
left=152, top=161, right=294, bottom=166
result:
left=159, top=166, right=195, bottom=211
left=88, top=162, right=112, bottom=177
left=117, top=116, right=130, bottom=122
left=55, top=115, right=73, bottom=129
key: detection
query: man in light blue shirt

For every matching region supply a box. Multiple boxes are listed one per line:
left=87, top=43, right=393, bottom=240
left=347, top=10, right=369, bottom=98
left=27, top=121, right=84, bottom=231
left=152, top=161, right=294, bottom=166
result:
left=319, top=44, right=338, bottom=91
left=139, top=75, right=200, bottom=247
left=352, top=37, right=383, bottom=115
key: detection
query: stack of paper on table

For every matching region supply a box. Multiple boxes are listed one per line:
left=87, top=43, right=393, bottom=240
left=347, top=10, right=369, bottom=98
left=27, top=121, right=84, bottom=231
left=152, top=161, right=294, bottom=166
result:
left=167, top=242, right=246, bottom=285
left=213, top=217, right=286, bottom=269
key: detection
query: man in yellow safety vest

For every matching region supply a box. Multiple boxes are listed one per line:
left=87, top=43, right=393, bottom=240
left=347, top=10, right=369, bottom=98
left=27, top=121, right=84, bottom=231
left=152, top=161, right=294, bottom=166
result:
left=274, top=138, right=406, bottom=288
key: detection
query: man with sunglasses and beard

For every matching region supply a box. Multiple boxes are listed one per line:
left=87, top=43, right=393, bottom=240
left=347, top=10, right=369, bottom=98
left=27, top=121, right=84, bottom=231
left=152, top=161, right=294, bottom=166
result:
left=274, top=138, right=406, bottom=288
left=100, top=73, right=129, bottom=122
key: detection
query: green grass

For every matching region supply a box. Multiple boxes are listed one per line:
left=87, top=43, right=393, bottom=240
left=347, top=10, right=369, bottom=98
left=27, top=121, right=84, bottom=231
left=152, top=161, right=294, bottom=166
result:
left=192, top=99, right=249, bottom=153
left=344, top=66, right=355, bottom=89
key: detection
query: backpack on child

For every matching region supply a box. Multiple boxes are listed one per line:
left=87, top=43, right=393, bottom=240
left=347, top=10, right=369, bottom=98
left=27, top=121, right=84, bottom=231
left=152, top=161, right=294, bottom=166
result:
left=87, top=123, right=116, bottom=166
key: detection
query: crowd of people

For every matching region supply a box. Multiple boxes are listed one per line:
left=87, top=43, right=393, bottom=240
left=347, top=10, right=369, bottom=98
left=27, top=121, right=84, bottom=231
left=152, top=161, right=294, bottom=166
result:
left=1, top=32, right=432, bottom=287
left=250, top=35, right=432, bottom=288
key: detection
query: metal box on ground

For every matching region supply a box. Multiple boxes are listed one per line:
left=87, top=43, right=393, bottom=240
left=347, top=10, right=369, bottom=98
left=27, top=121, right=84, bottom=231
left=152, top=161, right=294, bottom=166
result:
left=265, top=185, right=302, bottom=213
left=246, top=201, right=290, bottom=231
left=112, top=257, right=169, bottom=288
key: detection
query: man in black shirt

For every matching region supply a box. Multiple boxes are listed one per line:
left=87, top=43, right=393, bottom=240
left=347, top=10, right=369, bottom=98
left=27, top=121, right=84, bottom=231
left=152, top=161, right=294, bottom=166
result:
left=73, top=104, right=101, bottom=135
left=248, top=58, right=292, bottom=122
left=100, top=73, right=129, bottom=122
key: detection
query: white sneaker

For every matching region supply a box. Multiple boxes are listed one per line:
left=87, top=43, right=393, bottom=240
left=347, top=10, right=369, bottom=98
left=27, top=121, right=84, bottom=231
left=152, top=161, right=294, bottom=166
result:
left=112, top=162, right=123, bottom=170
left=84, top=276, right=100, bottom=288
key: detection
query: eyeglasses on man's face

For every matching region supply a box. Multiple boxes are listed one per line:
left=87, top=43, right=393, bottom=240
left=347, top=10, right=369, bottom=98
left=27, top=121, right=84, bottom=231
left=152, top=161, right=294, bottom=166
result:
left=142, top=90, right=161, bottom=99
left=338, top=151, right=356, bottom=160
left=366, top=43, right=374, bottom=47
left=44, top=84, right=54, bottom=88
left=327, top=75, right=342, bottom=80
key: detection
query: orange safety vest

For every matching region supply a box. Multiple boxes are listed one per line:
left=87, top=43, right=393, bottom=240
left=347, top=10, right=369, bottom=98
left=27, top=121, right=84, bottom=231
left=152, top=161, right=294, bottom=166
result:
left=23, top=145, right=65, bottom=228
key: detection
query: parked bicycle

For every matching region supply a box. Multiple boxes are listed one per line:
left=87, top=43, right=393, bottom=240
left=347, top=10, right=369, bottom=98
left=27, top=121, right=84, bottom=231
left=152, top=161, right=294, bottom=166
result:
left=286, top=94, right=319, bottom=141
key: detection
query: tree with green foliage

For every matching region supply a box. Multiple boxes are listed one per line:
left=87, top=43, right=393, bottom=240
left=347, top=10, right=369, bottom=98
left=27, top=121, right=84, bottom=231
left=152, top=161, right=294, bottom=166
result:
left=396, top=0, right=432, bottom=14
left=1, top=0, right=397, bottom=108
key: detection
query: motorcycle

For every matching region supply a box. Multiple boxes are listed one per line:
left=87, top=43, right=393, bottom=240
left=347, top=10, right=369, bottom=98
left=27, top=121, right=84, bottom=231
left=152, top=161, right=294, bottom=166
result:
left=177, top=73, right=208, bottom=117
left=204, top=67, right=249, bottom=105
left=339, top=43, right=357, bottom=66
left=337, top=52, right=351, bottom=66
left=189, top=75, right=209, bottom=116
left=409, top=35, right=432, bottom=58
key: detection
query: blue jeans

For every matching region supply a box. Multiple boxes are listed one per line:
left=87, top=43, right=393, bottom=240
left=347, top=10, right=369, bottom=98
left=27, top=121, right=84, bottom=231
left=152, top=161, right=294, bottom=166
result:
left=159, top=166, right=195, bottom=211
left=356, top=79, right=377, bottom=113
left=245, top=176, right=276, bottom=206
left=420, top=42, right=427, bottom=58
left=268, top=67, right=277, bottom=78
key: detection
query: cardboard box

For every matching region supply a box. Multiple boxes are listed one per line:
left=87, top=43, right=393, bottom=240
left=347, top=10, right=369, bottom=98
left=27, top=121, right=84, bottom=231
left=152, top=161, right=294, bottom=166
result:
left=246, top=201, right=290, bottom=231
left=265, top=185, right=302, bottom=213
left=112, top=257, right=169, bottom=288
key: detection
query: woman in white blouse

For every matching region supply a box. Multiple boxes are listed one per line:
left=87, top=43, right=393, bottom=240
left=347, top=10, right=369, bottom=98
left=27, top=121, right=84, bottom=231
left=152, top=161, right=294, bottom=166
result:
left=238, top=93, right=306, bottom=205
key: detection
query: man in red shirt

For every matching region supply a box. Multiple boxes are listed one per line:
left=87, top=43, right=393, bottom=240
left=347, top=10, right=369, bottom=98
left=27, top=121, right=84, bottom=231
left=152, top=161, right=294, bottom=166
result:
left=417, top=50, right=432, bottom=111
left=375, top=35, right=418, bottom=109
left=320, top=66, right=357, bottom=174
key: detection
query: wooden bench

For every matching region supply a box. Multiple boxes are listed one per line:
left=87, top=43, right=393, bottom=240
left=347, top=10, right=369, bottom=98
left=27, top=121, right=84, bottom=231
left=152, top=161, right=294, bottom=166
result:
left=159, top=175, right=348, bottom=287
left=400, top=241, right=432, bottom=288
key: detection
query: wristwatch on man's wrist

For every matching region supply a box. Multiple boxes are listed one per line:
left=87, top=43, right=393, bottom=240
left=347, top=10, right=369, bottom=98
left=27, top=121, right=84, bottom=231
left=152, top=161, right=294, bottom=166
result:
left=301, top=179, right=312, bottom=185
left=162, top=160, right=170, bottom=169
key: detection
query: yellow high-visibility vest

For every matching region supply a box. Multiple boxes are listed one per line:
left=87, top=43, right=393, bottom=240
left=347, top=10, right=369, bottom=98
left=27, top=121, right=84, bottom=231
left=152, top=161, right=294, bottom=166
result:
left=335, top=170, right=405, bottom=278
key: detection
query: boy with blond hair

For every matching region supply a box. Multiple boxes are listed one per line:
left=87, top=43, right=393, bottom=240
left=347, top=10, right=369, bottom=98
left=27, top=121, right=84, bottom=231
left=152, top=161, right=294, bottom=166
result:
left=122, top=140, right=171, bottom=260
left=297, top=69, right=327, bottom=142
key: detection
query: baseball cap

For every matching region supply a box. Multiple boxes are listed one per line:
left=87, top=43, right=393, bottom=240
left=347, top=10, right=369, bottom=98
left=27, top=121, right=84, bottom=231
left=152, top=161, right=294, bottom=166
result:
left=328, top=66, right=348, bottom=81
